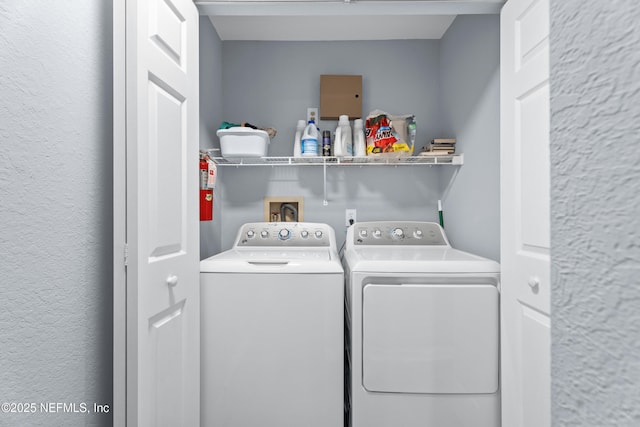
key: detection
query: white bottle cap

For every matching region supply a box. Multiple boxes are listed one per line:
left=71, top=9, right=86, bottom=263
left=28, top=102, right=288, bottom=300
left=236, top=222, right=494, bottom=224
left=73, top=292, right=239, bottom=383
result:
left=354, top=118, right=363, bottom=128
left=338, top=115, right=350, bottom=124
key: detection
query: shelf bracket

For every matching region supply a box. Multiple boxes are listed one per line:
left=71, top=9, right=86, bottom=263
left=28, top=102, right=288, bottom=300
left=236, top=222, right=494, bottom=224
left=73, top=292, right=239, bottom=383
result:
left=323, top=160, right=328, bottom=206
left=441, top=165, right=461, bottom=203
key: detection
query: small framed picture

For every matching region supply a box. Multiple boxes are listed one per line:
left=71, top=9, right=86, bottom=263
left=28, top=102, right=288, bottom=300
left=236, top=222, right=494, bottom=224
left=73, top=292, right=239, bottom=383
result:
left=263, top=197, right=304, bottom=222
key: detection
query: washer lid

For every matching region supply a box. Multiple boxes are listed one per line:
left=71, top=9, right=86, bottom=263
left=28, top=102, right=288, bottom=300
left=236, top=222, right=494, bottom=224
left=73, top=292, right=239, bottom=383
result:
left=344, top=246, right=500, bottom=273
left=200, top=248, right=343, bottom=273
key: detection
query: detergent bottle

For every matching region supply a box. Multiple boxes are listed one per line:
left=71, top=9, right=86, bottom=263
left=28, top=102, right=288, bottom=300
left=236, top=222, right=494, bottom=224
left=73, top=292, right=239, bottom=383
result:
left=353, top=118, right=366, bottom=157
left=293, top=119, right=305, bottom=157
left=333, top=115, right=352, bottom=157
left=301, top=119, right=319, bottom=156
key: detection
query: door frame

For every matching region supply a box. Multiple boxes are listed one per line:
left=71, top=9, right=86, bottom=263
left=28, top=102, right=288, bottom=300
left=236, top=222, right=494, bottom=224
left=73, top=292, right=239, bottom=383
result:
left=112, top=1, right=553, bottom=425
left=113, top=0, right=126, bottom=425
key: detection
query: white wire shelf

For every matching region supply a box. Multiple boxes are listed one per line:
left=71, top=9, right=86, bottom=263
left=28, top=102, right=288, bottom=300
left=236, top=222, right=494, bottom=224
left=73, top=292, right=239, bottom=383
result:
left=207, top=153, right=463, bottom=166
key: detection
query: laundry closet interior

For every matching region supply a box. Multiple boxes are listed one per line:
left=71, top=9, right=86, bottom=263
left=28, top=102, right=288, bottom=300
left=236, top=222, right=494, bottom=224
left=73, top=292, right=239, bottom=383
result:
left=113, top=0, right=553, bottom=425
left=196, top=2, right=501, bottom=261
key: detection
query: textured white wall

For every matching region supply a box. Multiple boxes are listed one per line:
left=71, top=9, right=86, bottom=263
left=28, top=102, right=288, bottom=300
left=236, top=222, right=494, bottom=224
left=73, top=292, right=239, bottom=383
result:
left=0, top=2, right=113, bottom=426
left=550, top=1, right=640, bottom=425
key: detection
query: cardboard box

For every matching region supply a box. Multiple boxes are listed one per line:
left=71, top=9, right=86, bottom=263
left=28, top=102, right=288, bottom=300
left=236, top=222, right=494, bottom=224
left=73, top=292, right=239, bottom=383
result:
left=320, top=75, right=362, bottom=120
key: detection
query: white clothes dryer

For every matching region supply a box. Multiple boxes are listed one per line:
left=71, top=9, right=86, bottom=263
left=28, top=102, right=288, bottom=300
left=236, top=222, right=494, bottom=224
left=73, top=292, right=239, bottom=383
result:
left=200, top=222, right=344, bottom=427
left=342, top=221, right=500, bottom=427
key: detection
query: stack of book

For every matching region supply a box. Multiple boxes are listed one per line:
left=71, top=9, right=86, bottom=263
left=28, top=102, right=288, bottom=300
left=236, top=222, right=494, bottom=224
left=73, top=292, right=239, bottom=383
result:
left=420, top=138, right=456, bottom=155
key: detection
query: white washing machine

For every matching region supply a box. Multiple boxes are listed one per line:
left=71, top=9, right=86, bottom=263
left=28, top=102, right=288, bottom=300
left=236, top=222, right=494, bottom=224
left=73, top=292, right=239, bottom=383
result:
left=343, top=221, right=500, bottom=427
left=200, top=222, right=344, bottom=427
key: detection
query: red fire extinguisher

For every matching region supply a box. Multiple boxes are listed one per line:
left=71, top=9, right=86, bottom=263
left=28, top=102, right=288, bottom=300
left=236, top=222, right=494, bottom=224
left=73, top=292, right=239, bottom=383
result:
left=200, top=153, right=214, bottom=221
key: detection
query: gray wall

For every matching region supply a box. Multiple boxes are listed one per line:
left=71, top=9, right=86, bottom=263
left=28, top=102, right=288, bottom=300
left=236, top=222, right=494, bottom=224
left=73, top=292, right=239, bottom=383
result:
left=220, top=40, right=444, bottom=157
left=0, top=2, right=113, bottom=426
left=550, top=1, right=640, bottom=425
left=214, top=39, right=445, bottom=250
left=208, top=35, right=500, bottom=254
left=439, top=15, right=500, bottom=261
left=199, top=17, right=224, bottom=259
left=216, top=166, right=442, bottom=251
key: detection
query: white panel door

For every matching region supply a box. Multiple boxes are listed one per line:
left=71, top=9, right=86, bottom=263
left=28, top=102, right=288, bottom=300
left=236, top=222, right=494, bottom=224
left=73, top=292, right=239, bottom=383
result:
left=500, top=0, right=550, bottom=426
left=124, top=0, right=199, bottom=425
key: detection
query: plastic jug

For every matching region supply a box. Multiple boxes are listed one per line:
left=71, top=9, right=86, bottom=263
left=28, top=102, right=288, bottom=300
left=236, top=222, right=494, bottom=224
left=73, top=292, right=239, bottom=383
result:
left=334, top=115, right=352, bottom=157
left=353, top=118, right=366, bottom=157
left=293, top=119, right=305, bottom=157
left=301, top=119, right=319, bottom=156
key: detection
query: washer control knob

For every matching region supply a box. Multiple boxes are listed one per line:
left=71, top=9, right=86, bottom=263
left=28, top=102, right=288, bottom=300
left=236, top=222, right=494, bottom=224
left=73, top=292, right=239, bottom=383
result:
left=314, top=230, right=323, bottom=239
left=373, top=229, right=382, bottom=238
left=392, top=228, right=404, bottom=238
left=414, top=229, right=423, bottom=239
left=300, top=230, right=309, bottom=238
left=359, top=229, right=368, bottom=238
left=278, top=229, right=290, bottom=240
left=260, top=230, right=269, bottom=238
left=246, top=230, right=255, bottom=238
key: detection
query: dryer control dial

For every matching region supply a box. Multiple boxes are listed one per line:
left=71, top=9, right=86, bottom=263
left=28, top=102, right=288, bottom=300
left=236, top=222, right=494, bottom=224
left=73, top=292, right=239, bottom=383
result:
left=260, top=230, right=269, bottom=238
left=314, top=230, right=324, bottom=239
left=392, top=228, right=404, bottom=239
left=413, top=229, right=423, bottom=239
left=300, top=230, right=309, bottom=238
left=246, top=230, right=255, bottom=239
left=372, top=229, right=382, bottom=238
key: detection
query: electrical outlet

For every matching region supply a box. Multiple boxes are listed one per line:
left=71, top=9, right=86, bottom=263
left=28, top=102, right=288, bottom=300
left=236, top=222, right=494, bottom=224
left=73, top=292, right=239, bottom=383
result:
left=307, top=107, right=318, bottom=123
left=345, top=209, right=357, bottom=226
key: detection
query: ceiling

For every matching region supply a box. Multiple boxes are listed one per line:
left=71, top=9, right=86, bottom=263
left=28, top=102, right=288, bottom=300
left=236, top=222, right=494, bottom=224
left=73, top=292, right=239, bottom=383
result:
left=209, top=14, right=456, bottom=41
left=196, top=1, right=506, bottom=41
